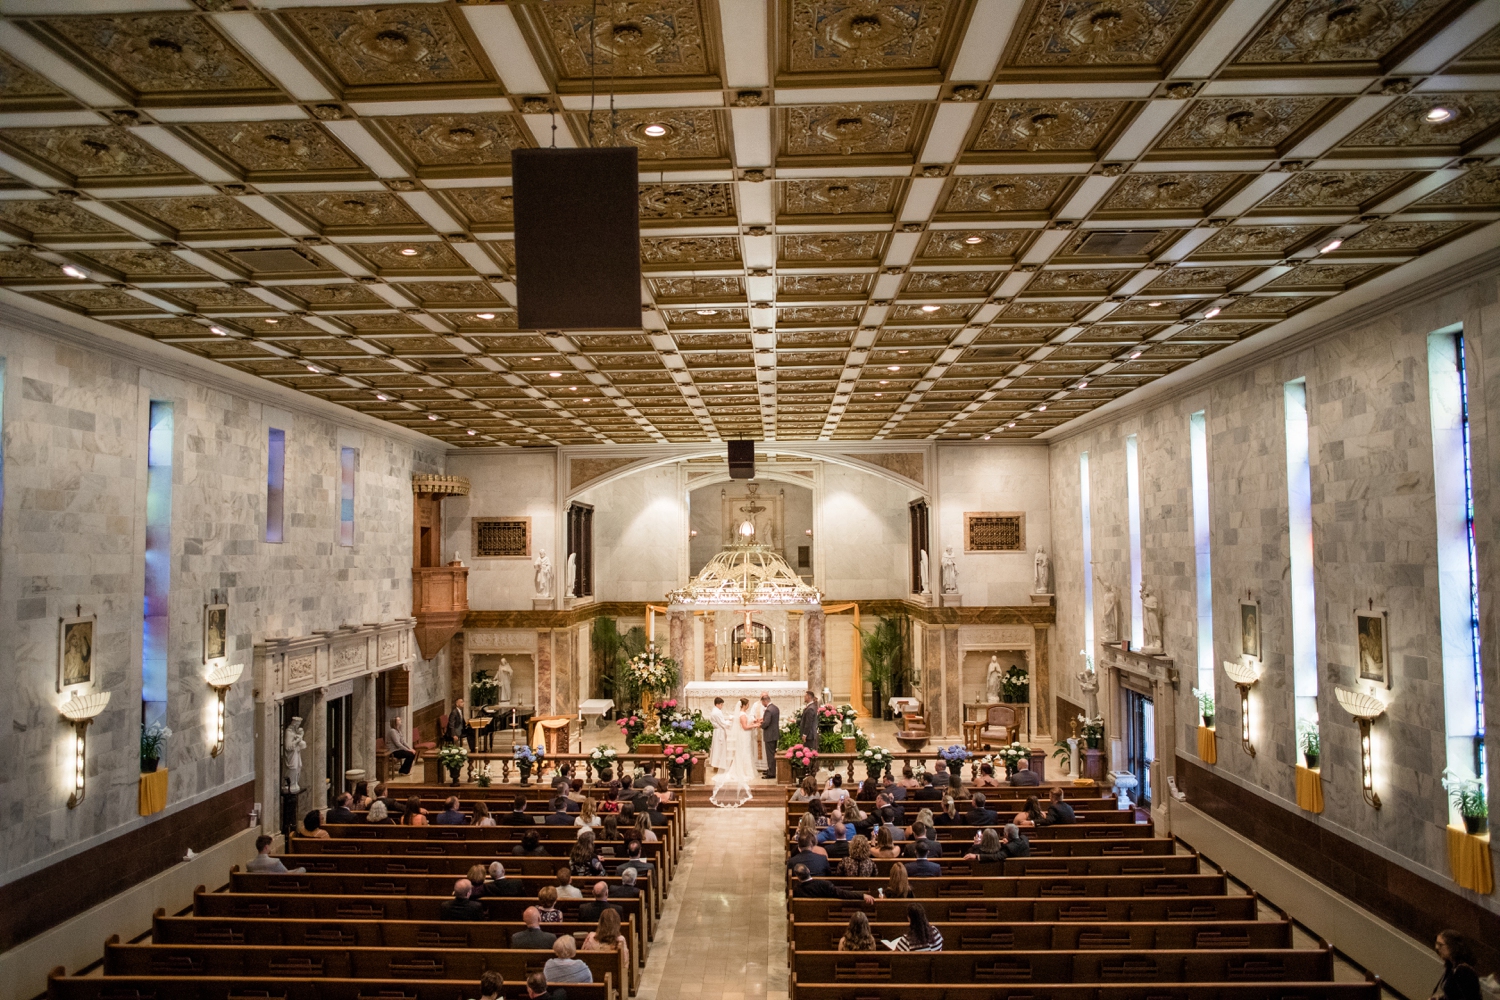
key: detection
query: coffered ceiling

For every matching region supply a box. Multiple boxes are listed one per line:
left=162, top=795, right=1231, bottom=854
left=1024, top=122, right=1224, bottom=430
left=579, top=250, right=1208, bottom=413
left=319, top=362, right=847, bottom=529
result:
left=0, top=0, right=1497, bottom=447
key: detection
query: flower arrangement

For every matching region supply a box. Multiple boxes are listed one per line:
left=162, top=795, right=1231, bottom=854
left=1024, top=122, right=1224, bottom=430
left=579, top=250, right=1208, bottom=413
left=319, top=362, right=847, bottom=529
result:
left=838, top=703, right=859, bottom=734
left=860, top=745, right=894, bottom=778
left=816, top=703, right=842, bottom=732
left=1078, top=715, right=1104, bottom=749
left=617, top=713, right=646, bottom=747
left=1192, top=688, right=1215, bottom=726
left=663, top=744, right=693, bottom=768
left=476, top=760, right=495, bottom=787
left=938, top=744, right=971, bottom=765
left=784, top=743, right=819, bottom=774
left=995, top=741, right=1028, bottom=774
left=140, top=721, right=172, bottom=770
left=513, top=744, right=545, bottom=766
left=624, top=647, right=680, bottom=696
left=1001, top=663, right=1030, bottom=702
left=438, top=742, right=469, bottom=773
left=589, top=745, right=618, bottom=767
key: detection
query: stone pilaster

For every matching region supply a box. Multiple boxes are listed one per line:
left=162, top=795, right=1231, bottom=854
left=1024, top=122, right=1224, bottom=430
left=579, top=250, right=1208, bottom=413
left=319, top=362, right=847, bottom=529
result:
left=668, top=610, right=690, bottom=701
left=351, top=674, right=376, bottom=781
left=943, top=626, right=961, bottom=738
left=536, top=631, right=552, bottom=715
left=1033, top=625, right=1052, bottom=738
left=806, top=608, right=826, bottom=696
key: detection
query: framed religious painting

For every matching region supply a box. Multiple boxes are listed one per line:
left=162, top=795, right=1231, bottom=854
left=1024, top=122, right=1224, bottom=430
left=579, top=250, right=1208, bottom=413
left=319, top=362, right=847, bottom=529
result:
left=1239, top=601, right=1261, bottom=662
left=1356, top=608, right=1391, bottom=687
left=204, top=604, right=228, bottom=664
left=58, top=614, right=95, bottom=691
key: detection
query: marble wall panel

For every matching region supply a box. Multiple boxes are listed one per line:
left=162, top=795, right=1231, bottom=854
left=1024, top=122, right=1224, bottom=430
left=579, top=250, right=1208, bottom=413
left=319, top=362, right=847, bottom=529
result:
left=934, top=444, right=1052, bottom=606
left=446, top=450, right=557, bottom=609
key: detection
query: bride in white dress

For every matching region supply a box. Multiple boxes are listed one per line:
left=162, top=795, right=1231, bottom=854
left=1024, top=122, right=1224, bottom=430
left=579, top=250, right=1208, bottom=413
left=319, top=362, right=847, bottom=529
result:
left=711, top=697, right=757, bottom=808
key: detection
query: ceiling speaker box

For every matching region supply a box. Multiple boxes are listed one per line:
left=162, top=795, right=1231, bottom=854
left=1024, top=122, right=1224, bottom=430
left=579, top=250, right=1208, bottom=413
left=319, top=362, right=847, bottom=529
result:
left=728, top=440, right=754, bottom=480
left=512, top=147, right=641, bottom=330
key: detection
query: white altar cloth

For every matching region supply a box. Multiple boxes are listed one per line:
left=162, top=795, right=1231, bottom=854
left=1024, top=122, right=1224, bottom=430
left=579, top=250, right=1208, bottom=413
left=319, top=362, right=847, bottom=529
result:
left=684, top=679, right=807, bottom=715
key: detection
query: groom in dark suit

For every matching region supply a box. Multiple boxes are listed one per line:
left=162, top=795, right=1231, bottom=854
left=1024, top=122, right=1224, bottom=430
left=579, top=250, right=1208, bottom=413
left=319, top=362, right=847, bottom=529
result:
left=758, top=692, right=780, bottom=779
left=799, top=690, right=819, bottom=750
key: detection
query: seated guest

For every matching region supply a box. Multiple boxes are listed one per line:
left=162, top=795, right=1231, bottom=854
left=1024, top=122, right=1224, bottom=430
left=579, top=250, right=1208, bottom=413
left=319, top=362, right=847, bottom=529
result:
left=932, top=796, right=960, bottom=826
left=599, top=783, right=622, bottom=814
left=1009, top=758, right=1042, bottom=786
left=633, top=765, right=662, bottom=791
left=971, top=762, right=1001, bottom=787
left=838, top=911, right=877, bottom=951
left=325, top=793, right=355, bottom=825
left=617, top=840, right=654, bottom=878
left=440, top=879, right=485, bottom=921
left=790, top=864, right=875, bottom=903
left=401, top=795, right=428, bottom=826
left=472, top=801, right=496, bottom=827
left=949, top=769, right=965, bottom=799
left=525, top=970, right=567, bottom=1000
left=902, top=822, right=942, bottom=858
left=1039, top=786, right=1076, bottom=825
left=299, top=809, right=330, bottom=840
left=644, top=794, right=668, bottom=829
left=787, top=832, right=831, bottom=875
left=582, top=908, right=630, bottom=967
left=372, top=782, right=406, bottom=817
left=878, top=807, right=905, bottom=840
left=514, top=830, right=549, bottom=856
left=1433, top=930, right=1481, bottom=1000
left=1001, top=823, right=1030, bottom=858
left=502, top=793, right=532, bottom=826
left=1015, top=795, right=1044, bottom=828
left=598, top=813, right=620, bottom=853
left=544, top=937, right=593, bottom=984
left=816, top=820, right=852, bottom=845
left=836, top=834, right=878, bottom=877
left=467, top=865, right=490, bottom=897
left=365, top=800, right=393, bottom=824
left=555, top=868, right=583, bottom=899
left=964, top=792, right=998, bottom=827
left=847, top=802, right=875, bottom=837
left=871, top=826, right=902, bottom=860
left=856, top=778, right=880, bottom=802
left=821, top=773, right=850, bottom=806
left=386, top=716, right=416, bottom=775
left=545, top=797, right=574, bottom=825
left=484, top=861, right=526, bottom=897
left=575, top=797, right=602, bottom=829
left=578, top=881, right=622, bottom=923
left=634, top=814, right=659, bottom=844
left=790, top=776, right=818, bottom=803
left=247, top=835, right=305, bottom=874
left=895, top=763, right=920, bottom=792
left=435, top=796, right=467, bottom=825
left=906, top=839, right=941, bottom=877
left=351, top=782, right=373, bottom=810
left=476, top=970, right=504, bottom=1000
left=964, top=828, right=1005, bottom=862
left=931, top=761, right=951, bottom=788
left=913, top=773, right=942, bottom=801
left=795, top=811, right=822, bottom=845
left=570, top=833, right=605, bottom=877
left=885, top=861, right=913, bottom=899
left=883, top=775, right=907, bottom=801
left=534, top=887, right=563, bottom=924
left=888, top=902, right=943, bottom=951
left=805, top=798, right=828, bottom=827
left=612, top=867, right=642, bottom=899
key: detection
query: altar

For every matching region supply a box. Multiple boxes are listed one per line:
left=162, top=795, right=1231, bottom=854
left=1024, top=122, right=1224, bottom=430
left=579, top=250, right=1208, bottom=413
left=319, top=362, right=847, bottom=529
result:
left=684, top=680, right=807, bottom=715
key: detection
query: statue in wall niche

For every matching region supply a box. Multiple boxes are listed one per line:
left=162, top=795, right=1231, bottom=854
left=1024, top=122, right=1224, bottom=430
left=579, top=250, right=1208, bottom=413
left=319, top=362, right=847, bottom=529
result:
left=940, top=546, right=959, bottom=594
left=283, top=717, right=307, bottom=794
left=985, top=654, right=1003, bottom=703
left=498, top=657, right=513, bottom=704
left=919, top=549, right=931, bottom=595
left=534, top=549, right=552, bottom=596
left=1141, top=583, right=1163, bottom=654
left=1033, top=546, right=1052, bottom=594
left=1097, top=573, right=1120, bottom=643
left=567, top=553, right=578, bottom=596
left=1077, top=664, right=1101, bottom=721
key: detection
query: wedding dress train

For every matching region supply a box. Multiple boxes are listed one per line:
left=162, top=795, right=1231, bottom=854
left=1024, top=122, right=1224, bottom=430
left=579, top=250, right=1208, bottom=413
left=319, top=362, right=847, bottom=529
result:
left=711, top=709, right=756, bottom=808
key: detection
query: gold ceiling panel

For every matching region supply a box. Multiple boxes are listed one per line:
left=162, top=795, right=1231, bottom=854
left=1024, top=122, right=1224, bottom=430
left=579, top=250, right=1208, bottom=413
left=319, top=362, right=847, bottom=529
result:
left=442, top=187, right=513, bottom=227
left=650, top=275, right=745, bottom=301
left=344, top=241, right=473, bottom=276
left=1153, top=97, right=1337, bottom=156
left=396, top=281, right=505, bottom=307
left=1336, top=219, right=1471, bottom=252
left=1143, top=265, right=1256, bottom=292
left=1193, top=223, right=1324, bottom=257
left=0, top=50, right=64, bottom=102
left=997, top=300, right=1093, bottom=322
left=278, top=283, right=387, bottom=308
left=639, top=182, right=736, bottom=221
left=777, top=305, right=864, bottom=325
left=1002, top=0, right=1218, bottom=77
left=279, top=191, right=426, bottom=233
left=902, top=271, right=999, bottom=295
left=378, top=114, right=532, bottom=171
left=940, top=174, right=1074, bottom=217
left=1219, top=295, right=1317, bottom=318
left=76, top=248, right=210, bottom=281
left=1415, top=167, right=1500, bottom=209
left=1255, top=169, right=1412, bottom=211
left=40, top=287, right=150, bottom=314
left=42, top=14, right=275, bottom=102
left=779, top=0, right=964, bottom=81
left=171, top=286, right=275, bottom=312
left=887, top=302, right=975, bottom=322
left=583, top=109, right=727, bottom=162
left=1229, top=0, right=1459, bottom=74
left=525, top=0, right=717, bottom=87
left=918, top=229, right=1030, bottom=262
left=970, top=100, right=1131, bottom=158
left=778, top=232, right=888, bottom=263
left=663, top=306, right=749, bottom=326
left=1263, top=262, right=1382, bottom=290
left=1098, top=171, right=1248, bottom=216
left=281, top=6, right=494, bottom=92
left=781, top=103, right=925, bottom=159
left=185, top=121, right=366, bottom=180
left=1108, top=299, right=1204, bottom=319
left=117, top=195, right=279, bottom=240
left=776, top=273, right=873, bottom=299
left=0, top=198, right=122, bottom=241
left=1337, top=93, right=1500, bottom=154
left=780, top=177, right=902, bottom=218
left=1025, top=268, right=1135, bottom=294
left=641, top=235, right=741, bottom=267
left=1, top=126, right=187, bottom=185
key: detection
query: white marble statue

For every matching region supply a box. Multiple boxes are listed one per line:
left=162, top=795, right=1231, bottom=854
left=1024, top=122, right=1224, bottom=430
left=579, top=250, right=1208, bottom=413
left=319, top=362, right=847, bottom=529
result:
left=533, top=549, right=552, bottom=596
left=1141, top=583, right=1163, bottom=653
left=566, top=553, right=578, bottom=596
left=1077, top=664, right=1100, bottom=721
left=1033, top=546, right=1052, bottom=594
left=1097, top=573, right=1120, bottom=643
left=919, top=549, right=931, bottom=595
left=940, top=545, right=959, bottom=594
left=497, top=656, right=513, bottom=704
left=985, top=654, right=1003, bottom=703
left=283, top=717, right=307, bottom=794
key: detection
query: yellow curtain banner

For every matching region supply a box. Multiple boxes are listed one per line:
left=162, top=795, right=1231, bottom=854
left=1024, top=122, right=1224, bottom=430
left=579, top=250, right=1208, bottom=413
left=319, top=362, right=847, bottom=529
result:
left=1294, top=765, right=1324, bottom=814
left=139, top=768, right=168, bottom=816
left=1196, top=726, right=1217, bottom=764
left=1446, top=827, right=1494, bottom=895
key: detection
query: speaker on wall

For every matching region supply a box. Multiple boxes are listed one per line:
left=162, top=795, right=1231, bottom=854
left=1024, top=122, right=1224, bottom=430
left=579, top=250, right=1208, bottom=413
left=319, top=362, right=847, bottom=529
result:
left=728, top=440, right=755, bottom=480
left=512, top=147, right=641, bottom=330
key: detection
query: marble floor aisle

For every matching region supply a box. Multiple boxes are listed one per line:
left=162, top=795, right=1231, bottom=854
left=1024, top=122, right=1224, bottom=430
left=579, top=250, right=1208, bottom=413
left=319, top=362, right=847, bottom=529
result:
left=637, top=803, right=789, bottom=1000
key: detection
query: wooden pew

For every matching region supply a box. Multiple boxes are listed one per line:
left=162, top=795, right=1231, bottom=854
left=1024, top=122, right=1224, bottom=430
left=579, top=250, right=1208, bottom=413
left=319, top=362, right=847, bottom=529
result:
left=790, top=983, right=1380, bottom=1000
left=788, top=896, right=1261, bottom=924
left=786, top=920, right=1293, bottom=951
left=319, top=823, right=677, bottom=879
left=278, top=852, right=665, bottom=904
left=789, top=947, right=1334, bottom=984
left=791, top=874, right=1227, bottom=899
left=788, top=837, right=1175, bottom=859
left=153, top=912, right=630, bottom=953
left=49, top=972, right=610, bottom=1000
left=786, top=856, right=1199, bottom=879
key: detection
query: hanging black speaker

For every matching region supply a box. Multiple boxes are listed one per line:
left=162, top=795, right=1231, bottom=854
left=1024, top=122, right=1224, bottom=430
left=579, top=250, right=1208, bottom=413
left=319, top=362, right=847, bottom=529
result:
left=728, top=440, right=755, bottom=479
left=512, top=147, right=641, bottom=330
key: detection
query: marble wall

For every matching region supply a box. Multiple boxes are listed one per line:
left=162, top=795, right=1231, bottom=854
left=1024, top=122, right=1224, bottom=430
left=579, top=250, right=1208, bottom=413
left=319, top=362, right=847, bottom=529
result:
left=1047, top=266, right=1500, bottom=913
left=0, top=306, right=442, bottom=883
left=445, top=450, right=557, bottom=609
left=934, top=443, right=1053, bottom=606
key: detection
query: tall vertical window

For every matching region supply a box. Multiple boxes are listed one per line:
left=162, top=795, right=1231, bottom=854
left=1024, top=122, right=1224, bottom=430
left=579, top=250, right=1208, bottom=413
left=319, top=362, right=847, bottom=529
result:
left=1081, top=452, right=1095, bottom=654
left=1427, top=327, right=1486, bottom=799
left=143, top=401, right=172, bottom=728
left=1284, top=380, right=1319, bottom=731
left=339, top=446, right=357, bottom=547
left=1126, top=434, right=1143, bottom=647
left=1190, top=411, right=1214, bottom=689
left=266, top=428, right=285, bottom=543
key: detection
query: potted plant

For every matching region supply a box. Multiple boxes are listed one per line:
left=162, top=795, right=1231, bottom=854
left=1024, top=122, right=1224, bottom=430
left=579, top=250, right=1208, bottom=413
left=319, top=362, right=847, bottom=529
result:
left=1297, top=719, right=1320, bottom=769
left=1001, top=664, right=1030, bottom=704
left=1443, top=770, right=1488, bottom=835
left=664, top=744, right=693, bottom=786
left=437, top=743, right=468, bottom=786
left=997, top=742, right=1027, bottom=776
left=860, top=745, right=894, bottom=782
left=784, top=743, right=818, bottom=779
left=938, top=744, right=971, bottom=776
left=1078, top=715, right=1104, bottom=749
left=469, top=669, right=499, bottom=708
left=589, top=745, right=618, bottom=782
left=617, top=713, right=646, bottom=749
left=476, top=761, right=494, bottom=788
left=1193, top=688, right=1215, bottom=728
left=1052, top=738, right=1074, bottom=773
left=513, top=744, right=544, bottom=785
left=140, top=721, right=172, bottom=773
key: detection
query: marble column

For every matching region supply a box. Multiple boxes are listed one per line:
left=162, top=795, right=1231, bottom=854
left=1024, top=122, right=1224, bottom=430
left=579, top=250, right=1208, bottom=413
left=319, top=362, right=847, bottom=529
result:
left=351, top=675, right=376, bottom=782
left=668, top=610, right=690, bottom=702
left=692, top=615, right=706, bottom=682
left=703, top=617, right=718, bottom=678
left=555, top=629, right=574, bottom=718
left=789, top=614, right=801, bottom=681
left=943, top=626, right=961, bottom=738
left=536, top=631, right=552, bottom=715
left=1033, top=625, right=1051, bottom=739
left=304, top=689, right=328, bottom=809
left=806, top=608, right=826, bottom=697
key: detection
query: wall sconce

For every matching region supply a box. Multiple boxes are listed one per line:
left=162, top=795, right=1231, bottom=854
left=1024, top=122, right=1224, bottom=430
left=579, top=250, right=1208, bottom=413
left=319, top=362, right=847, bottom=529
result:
left=1222, top=659, right=1260, bottom=757
left=206, top=662, right=244, bottom=758
left=1335, top=686, right=1387, bottom=809
left=59, top=691, right=111, bottom=808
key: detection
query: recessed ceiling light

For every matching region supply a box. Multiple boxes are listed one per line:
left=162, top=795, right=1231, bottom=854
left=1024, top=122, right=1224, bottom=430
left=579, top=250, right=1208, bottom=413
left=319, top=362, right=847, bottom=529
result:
left=643, top=123, right=668, bottom=137
left=61, top=265, right=87, bottom=280
left=569, top=386, right=577, bottom=391
left=1078, top=381, right=1088, bottom=389
left=210, top=326, right=228, bottom=336
left=888, top=365, right=900, bottom=371
left=467, top=429, right=476, bottom=436
left=399, top=247, right=419, bottom=256
left=477, top=312, right=495, bottom=319
left=696, top=308, right=718, bottom=316
left=306, top=364, right=318, bottom=372
left=1204, top=307, right=1221, bottom=319
left=897, top=349, right=909, bottom=354
left=964, top=235, right=984, bottom=244
left=427, top=413, right=438, bottom=421
left=1319, top=238, right=1342, bottom=253
left=531, top=357, right=541, bottom=361
left=1130, top=350, right=1142, bottom=359
left=879, top=379, right=889, bottom=385
left=982, top=434, right=991, bottom=440
left=1425, top=106, right=1454, bottom=123
left=875, top=392, right=883, bottom=397
left=549, top=371, right=562, bottom=377
left=376, top=394, right=389, bottom=401
left=1006, top=421, right=1016, bottom=428
left=920, top=304, right=941, bottom=313
left=582, top=398, right=591, bottom=402
left=1037, top=404, right=1047, bottom=411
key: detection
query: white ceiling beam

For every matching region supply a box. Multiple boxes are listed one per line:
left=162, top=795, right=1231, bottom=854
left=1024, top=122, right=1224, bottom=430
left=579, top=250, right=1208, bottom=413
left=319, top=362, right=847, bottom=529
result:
left=730, top=107, right=774, bottom=169
left=133, top=127, right=238, bottom=183
left=1395, top=0, right=1500, bottom=74
left=1171, top=0, right=1281, bottom=78
left=213, top=12, right=334, bottom=102
left=920, top=103, right=978, bottom=163
left=952, top=0, right=1024, bottom=80
left=321, top=121, right=407, bottom=179
left=1105, top=101, right=1183, bottom=161
left=460, top=5, right=550, bottom=96
left=1286, top=96, right=1395, bottom=159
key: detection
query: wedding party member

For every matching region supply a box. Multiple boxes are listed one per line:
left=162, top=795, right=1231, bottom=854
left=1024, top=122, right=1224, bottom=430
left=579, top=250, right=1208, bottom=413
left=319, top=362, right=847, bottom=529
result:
left=799, top=690, right=819, bottom=749
left=711, top=697, right=757, bottom=808
left=758, top=692, right=780, bottom=778
left=709, top=697, right=732, bottom=771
